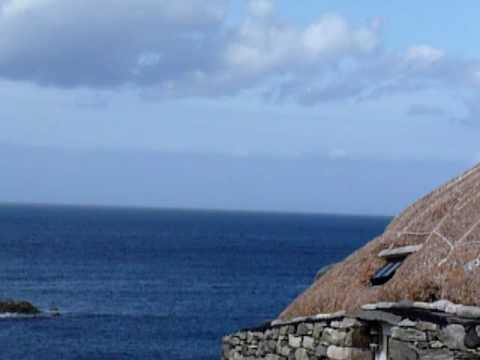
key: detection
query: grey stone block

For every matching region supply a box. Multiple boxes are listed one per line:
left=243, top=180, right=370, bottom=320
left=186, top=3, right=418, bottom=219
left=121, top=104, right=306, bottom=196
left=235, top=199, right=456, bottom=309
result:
left=280, top=325, right=295, bottom=336
left=326, top=346, right=351, bottom=360
left=415, top=321, right=438, bottom=332
left=313, top=322, right=325, bottom=338
left=277, top=344, right=291, bottom=357
left=389, top=339, right=418, bottom=360
left=439, top=324, right=466, bottom=350
left=350, top=309, right=401, bottom=325
left=453, top=353, right=480, bottom=360
left=326, top=346, right=370, bottom=360
left=288, top=335, right=302, bottom=348
left=321, top=328, right=347, bottom=346
left=266, top=354, right=281, bottom=360
left=398, top=319, right=417, bottom=328
left=392, top=327, right=427, bottom=342
left=429, top=340, right=444, bottom=349
left=331, top=317, right=362, bottom=329
left=315, top=344, right=327, bottom=357
left=455, top=305, right=480, bottom=319
left=419, top=349, right=453, bottom=360
left=294, top=348, right=309, bottom=360
left=302, top=336, right=314, bottom=350
left=465, top=325, right=480, bottom=348
left=267, top=340, right=277, bottom=351
left=350, top=348, right=371, bottom=360
left=297, top=323, right=313, bottom=336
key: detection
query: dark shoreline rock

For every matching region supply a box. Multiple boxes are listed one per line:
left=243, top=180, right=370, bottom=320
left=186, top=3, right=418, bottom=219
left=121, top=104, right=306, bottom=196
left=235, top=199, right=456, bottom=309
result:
left=0, top=300, right=40, bottom=315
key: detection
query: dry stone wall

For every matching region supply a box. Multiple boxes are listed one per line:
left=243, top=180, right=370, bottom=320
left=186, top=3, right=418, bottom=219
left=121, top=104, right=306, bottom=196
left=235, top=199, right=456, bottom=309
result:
left=222, top=314, right=371, bottom=360
left=221, top=301, right=480, bottom=360
left=388, top=320, right=480, bottom=360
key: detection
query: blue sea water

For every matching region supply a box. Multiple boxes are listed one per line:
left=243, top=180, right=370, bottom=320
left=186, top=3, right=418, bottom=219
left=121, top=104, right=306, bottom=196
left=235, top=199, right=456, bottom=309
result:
left=0, top=204, right=390, bottom=359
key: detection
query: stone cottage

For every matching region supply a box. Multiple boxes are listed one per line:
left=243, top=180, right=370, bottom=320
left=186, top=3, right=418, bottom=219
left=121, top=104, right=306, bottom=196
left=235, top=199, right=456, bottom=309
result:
left=222, top=163, right=480, bottom=359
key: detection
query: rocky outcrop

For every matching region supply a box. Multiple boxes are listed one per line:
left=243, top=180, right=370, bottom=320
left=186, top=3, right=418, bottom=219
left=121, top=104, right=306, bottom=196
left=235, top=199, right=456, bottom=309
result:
left=0, top=300, right=40, bottom=315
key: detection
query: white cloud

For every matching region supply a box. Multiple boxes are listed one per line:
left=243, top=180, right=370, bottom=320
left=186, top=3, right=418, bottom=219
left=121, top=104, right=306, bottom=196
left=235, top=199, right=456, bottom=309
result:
left=404, top=45, right=445, bottom=65
left=302, top=14, right=377, bottom=60
left=0, top=0, right=383, bottom=94
left=247, top=0, right=273, bottom=17
left=0, top=0, right=52, bottom=17
left=136, top=52, right=163, bottom=68
left=0, top=0, right=477, bottom=111
left=0, top=0, right=226, bottom=24
left=224, top=13, right=380, bottom=79
left=0, top=0, right=229, bottom=87
left=224, top=19, right=298, bottom=73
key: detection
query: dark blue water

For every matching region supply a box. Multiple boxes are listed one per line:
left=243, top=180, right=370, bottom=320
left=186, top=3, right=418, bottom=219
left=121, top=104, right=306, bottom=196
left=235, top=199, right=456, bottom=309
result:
left=0, top=205, right=389, bottom=359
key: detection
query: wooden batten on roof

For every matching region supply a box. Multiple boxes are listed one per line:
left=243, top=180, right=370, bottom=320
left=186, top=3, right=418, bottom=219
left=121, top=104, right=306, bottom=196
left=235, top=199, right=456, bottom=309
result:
left=377, top=245, right=422, bottom=260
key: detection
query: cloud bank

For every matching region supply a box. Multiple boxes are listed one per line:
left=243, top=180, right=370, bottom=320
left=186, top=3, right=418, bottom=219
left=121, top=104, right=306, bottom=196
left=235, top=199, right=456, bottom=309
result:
left=0, top=0, right=478, bottom=107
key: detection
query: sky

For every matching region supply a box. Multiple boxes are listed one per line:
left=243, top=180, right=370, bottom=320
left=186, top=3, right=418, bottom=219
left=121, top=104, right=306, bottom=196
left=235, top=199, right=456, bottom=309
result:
left=0, top=0, right=479, bottom=215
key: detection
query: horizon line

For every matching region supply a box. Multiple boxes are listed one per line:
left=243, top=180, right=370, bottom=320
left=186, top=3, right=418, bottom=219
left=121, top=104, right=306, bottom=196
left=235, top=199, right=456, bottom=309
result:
left=0, top=201, right=394, bottom=219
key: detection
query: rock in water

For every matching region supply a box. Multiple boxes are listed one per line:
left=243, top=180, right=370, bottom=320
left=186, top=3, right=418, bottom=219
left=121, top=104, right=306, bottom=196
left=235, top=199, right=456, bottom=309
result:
left=0, top=300, right=40, bottom=315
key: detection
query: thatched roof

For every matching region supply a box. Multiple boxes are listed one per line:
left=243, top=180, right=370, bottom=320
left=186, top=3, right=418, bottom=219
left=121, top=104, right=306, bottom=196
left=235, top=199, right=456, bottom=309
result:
left=280, top=163, right=480, bottom=320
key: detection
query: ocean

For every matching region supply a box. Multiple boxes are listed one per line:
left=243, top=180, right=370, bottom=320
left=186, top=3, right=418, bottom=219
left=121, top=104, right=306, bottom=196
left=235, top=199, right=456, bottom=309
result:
left=0, top=204, right=390, bottom=359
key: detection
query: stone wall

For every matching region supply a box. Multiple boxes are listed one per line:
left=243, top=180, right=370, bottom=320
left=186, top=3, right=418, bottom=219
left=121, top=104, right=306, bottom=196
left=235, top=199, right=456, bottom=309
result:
left=362, top=301, right=480, bottom=360
left=222, top=313, right=371, bottom=360
left=221, top=301, right=480, bottom=360
left=388, top=320, right=478, bottom=360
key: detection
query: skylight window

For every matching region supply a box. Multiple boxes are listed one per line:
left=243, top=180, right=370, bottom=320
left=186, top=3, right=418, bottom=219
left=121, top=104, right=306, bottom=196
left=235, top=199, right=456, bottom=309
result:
left=369, top=245, right=421, bottom=286
left=369, top=260, right=403, bottom=286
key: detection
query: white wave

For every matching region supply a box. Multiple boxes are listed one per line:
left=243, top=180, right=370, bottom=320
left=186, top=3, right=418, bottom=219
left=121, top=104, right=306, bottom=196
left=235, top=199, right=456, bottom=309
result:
left=0, top=312, right=36, bottom=319
left=0, top=312, right=58, bottom=319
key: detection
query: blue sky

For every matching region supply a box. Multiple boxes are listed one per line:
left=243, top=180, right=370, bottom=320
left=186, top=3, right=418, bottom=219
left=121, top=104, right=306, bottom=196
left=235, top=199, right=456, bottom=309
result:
left=0, top=0, right=479, bottom=214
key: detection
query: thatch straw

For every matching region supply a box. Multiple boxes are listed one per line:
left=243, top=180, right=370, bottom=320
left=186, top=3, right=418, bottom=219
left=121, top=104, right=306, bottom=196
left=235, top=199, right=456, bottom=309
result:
left=280, top=163, right=480, bottom=320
